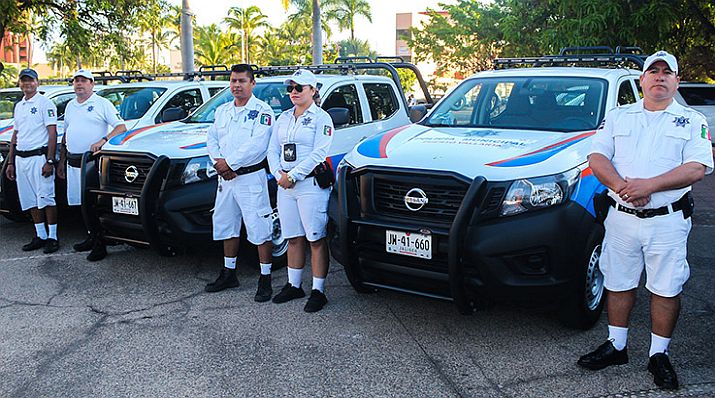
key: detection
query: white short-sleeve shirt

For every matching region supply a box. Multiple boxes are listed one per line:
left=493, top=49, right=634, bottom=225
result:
left=13, top=93, right=57, bottom=151
left=64, top=93, right=124, bottom=154
left=590, top=99, right=713, bottom=208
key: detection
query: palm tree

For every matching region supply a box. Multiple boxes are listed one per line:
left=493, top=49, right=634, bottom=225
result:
left=286, top=0, right=331, bottom=64
left=138, top=2, right=173, bottom=73
left=224, top=6, right=270, bottom=64
left=325, top=0, right=372, bottom=41
left=193, top=24, right=238, bottom=66
left=337, top=38, right=376, bottom=58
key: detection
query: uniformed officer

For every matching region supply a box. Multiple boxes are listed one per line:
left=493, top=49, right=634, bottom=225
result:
left=267, top=69, right=334, bottom=313
left=4, top=68, right=60, bottom=253
left=57, top=69, right=127, bottom=261
left=205, top=64, right=275, bottom=301
left=579, top=51, right=713, bottom=390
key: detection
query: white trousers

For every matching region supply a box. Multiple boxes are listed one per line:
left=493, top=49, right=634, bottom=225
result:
left=16, top=155, right=55, bottom=211
left=212, top=170, right=273, bottom=244
left=277, top=177, right=330, bottom=242
left=66, top=165, right=82, bottom=206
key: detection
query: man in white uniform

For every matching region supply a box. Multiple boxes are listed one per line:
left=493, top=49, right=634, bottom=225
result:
left=578, top=51, right=713, bottom=390
left=205, top=64, right=275, bottom=301
left=4, top=68, right=60, bottom=253
left=58, top=69, right=127, bottom=261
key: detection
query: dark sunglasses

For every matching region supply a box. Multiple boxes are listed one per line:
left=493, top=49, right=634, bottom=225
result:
left=286, top=84, right=305, bottom=93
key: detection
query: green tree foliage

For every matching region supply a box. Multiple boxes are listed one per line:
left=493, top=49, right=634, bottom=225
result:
left=193, top=24, right=240, bottom=67
left=0, top=64, right=19, bottom=88
left=325, top=0, right=372, bottom=41
left=224, top=6, right=270, bottom=64
left=410, top=0, right=715, bottom=81
left=137, top=0, right=174, bottom=73
left=337, top=38, right=376, bottom=58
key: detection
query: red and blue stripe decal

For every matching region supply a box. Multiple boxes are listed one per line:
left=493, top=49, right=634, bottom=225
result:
left=109, top=123, right=168, bottom=145
left=180, top=142, right=207, bottom=150
left=356, top=125, right=411, bottom=159
left=570, top=167, right=605, bottom=217
left=0, top=125, right=13, bottom=135
left=487, top=131, right=595, bottom=167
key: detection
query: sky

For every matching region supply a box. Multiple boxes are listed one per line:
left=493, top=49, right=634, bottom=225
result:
left=35, top=0, right=455, bottom=64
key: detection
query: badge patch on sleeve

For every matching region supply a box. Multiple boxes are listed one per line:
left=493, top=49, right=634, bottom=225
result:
left=323, top=126, right=332, bottom=136
left=260, top=114, right=272, bottom=126
left=48, top=109, right=55, bottom=117
left=116, top=113, right=123, bottom=120
left=703, top=124, right=711, bottom=140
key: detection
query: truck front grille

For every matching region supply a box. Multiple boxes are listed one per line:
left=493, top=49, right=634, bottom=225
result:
left=105, top=155, right=155, bottom=192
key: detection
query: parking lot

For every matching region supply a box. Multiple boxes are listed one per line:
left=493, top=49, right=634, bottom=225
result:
left=0, top=178, right=713, bottom=398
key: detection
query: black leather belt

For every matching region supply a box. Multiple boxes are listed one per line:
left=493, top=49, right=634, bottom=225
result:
left=235, top=158, right=268, bottom=176
left=15, top=146, right=48, bottom=158
left=67, top=153, right=83, bottom=168
left=608, top=194, right=688, bottom=219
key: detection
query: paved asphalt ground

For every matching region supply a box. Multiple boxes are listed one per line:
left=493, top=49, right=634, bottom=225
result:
left=1, top=175, right=713, bottom=398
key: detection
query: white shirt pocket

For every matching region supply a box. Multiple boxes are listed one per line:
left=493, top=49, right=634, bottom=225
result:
left=612, top=129, right=635, bottom=165
left=653, top=128, right=688, bottom=167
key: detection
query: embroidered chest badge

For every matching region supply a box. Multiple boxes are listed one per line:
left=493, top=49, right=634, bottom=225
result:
left=673, top=116, right=689, bottom=127
left=87, top=106, right=94, bottom=112
left=259, top=114, right=272, bottom=126
left=323, top=126, right=332, bottom=136
left=30, top=107, right=37, bottom=114
left=302, top=117, right=312, bottom=126
left=247, top=110, right=259, bottom=120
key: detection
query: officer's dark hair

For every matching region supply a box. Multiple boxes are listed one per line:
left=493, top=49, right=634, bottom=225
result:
left=230, top=64, right=255, bottom=82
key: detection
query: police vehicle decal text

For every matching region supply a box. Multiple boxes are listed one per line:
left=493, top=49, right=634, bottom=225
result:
left=487, top=131, right=595, bottom=167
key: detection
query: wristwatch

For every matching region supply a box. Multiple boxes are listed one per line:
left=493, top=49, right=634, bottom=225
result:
left=287, top=174, right=296, bottom=184
left=46, top=158, right=57, bottom=165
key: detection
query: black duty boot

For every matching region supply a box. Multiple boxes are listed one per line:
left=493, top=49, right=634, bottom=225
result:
left=205, top=268, right=239, bottom=293
left=272, top=283, right=305, bottom=303
left=254, top=274, right=273, bottom=302
left=73, top=235, right=93, bottom=252
left=648, top=353, right=679, bottom=390
left=577, top=340, right=628, bottom=370
left=86, top=239, right=107, bottom=262
left=22, top=237, right=46, bottom=251
left=43, top=238, right=60, bottom=254
left=304, top=289, right=328, bottom=313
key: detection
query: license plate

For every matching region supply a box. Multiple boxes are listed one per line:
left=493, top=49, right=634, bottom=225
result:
left=386, top=230, right=432, bottom=259
left=112, top=196, right=139, bottom=215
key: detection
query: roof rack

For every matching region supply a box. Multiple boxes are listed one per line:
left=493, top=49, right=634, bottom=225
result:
left=495, top=46, right=647, bottom=70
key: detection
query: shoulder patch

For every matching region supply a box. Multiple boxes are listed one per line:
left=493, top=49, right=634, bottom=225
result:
left=47, top=109, right=55, bottom=118
left=702, top=124, right=711, bottom=140
left=260, top=114, right=272, bottom=126
left=323, top=126, right=332, bottom=136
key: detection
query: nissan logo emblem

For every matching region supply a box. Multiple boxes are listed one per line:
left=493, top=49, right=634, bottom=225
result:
left=404, top=188, right=428, bottom=211
left=124, top=165, right=139, bottom=183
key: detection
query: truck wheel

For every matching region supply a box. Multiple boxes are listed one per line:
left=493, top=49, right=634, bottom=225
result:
left=1, top=211, right=29, bottom=222
left=343, top=262, right=377, bottom=294
left=270, top=208, right=287, bottom=269
left=560, top=230, right=605, bottom=329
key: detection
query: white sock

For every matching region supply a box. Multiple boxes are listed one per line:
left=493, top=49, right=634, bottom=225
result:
left=608, top=325, right=628, bottom=350
left=287, top=267, right=303, bottom=288
left=260, top=263, right=272, bottom=275
left=312, top=277, right=326, bottom=292
left=224, top=257, right=237, bottom=270
left=48, top=224, right=58, bottom=240
left=34, top=223, right=48, bottom=240
left=649, top=333, right=671, bottom=357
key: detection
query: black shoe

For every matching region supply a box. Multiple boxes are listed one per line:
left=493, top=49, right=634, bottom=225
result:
left=304, top=289, right=328, bottom=313
left=43, top=238, right=60, bottom=254
left=205, top=268, right=239, bottom=293
left=272, top=283, right=305, bottom=303
left=577, top=340, right=628, bottom=370
left=73, top=235, right=93, bottom=252
left=648, top=353, right=679, bottom=390
left=22, top=237, right=46, bottom=251
left=86, top=241, right=107, bottom=262
left=254, top=274, right=273, bottom=302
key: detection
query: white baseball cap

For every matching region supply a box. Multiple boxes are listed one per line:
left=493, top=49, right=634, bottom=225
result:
left=642, top=50, right=678, bottom=75
left=284, top=69, right=318, bottom=88
left=72, top=69, right=94, bottom=81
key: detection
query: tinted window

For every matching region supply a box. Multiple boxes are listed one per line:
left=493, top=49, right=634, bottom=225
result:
left=188, top=83, right=285, bottom=123
left=679, top=87, right=715, bottom=105
left=209, top=87, right=223, bottom=97
left=0, top=91, right=24, bottom=119
left=364, top=83, right=399, bottom=121
left=425, top=77, right=607, bottom=132
left=51, top=93, right=76, bottom=119
left=96, top=87, right=167, bottom=120
left=322, top=84, right=363, bottom=126
left=617, top=81, right=637, bottom=106
left=156, top=88, right=203, bottom=123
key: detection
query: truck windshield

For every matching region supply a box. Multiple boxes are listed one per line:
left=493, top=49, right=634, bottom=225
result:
left=424, top=77, right=607, bottom=132
left=188, top=82, right=289, bottom=123
left=96, top=87, right=167, bottom=120
left=0, top=91, right=24, bottom=119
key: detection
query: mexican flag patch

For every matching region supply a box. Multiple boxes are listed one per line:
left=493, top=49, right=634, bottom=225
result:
left=702, top=124, right=711, bottom=140
left=47, top=109, right=55, bottom=117
left=260, top=114, right=272, bottom=126
left=323, top=126, right=332, bottom=136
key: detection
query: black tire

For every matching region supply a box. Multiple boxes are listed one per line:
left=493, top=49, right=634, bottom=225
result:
left=560, top=228, right=606, bottom=329
left=1, top=211, right=29, bottom=222
left=270, top=207, right=287, bottom=269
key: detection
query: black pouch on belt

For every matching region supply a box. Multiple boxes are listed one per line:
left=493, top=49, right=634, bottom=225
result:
left=681, top=192, right=694, bottom=219
left=593, top=190, right=611, bottom=225
left=310, top=161, right=335, bottom=189
left=66, top=153, right=83, bottom=168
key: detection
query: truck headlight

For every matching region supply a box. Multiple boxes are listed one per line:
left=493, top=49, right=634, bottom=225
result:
left=181, top=156, right=217, bottom=184
left=499, top=168, right=580, bottom=216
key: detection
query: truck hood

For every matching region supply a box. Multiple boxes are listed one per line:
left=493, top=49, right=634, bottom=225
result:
left=347, top=124, right=595, bottom=181
left=0, top=120, right=65, bottom=143
left=103, top=121, right=210, bottom=159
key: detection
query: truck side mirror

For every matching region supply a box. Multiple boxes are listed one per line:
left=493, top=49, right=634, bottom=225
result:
left=409, top=105, right=427, bottom=123
left=327, top=107, right=350, bottom=127
left=161, top=107, right=187, bottom=123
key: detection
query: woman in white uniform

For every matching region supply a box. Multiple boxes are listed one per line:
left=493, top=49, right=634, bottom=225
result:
left=267, top=69, right=334, bottom=313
